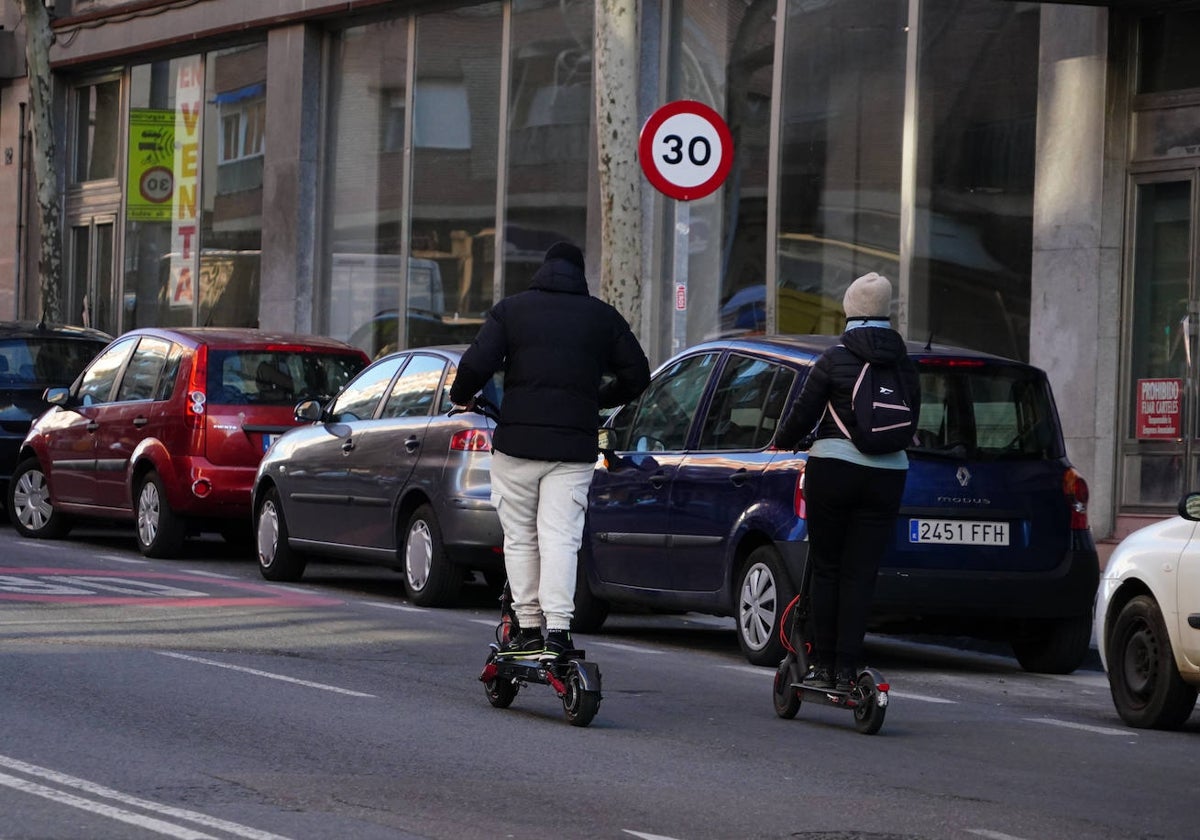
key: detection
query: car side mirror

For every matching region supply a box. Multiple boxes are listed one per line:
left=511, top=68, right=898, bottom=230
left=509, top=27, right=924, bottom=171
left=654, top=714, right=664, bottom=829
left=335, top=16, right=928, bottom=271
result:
left=1178, top=491, right=1200, bottom=521
left=44, top=386, right=71, bottom=406
left=294, top=399, right=324, bottom=423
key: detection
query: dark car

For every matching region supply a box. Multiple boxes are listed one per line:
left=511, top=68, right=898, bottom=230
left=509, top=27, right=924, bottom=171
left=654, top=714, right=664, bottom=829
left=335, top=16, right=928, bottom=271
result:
left=10, top=327, right=369, bottom=556
left=252, top=346, right=504, bottom=606
left=578, top=335, right=1099, bottom=672
left=0, top=321, right=111, bottom=515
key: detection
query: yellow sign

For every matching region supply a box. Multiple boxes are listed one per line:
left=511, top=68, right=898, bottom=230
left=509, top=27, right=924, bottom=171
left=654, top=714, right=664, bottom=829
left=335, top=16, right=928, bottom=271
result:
left=126, top=109, right=175, bottom=222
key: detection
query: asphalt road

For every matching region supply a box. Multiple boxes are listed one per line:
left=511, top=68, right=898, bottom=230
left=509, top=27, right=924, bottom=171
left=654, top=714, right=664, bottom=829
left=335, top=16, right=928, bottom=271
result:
left=0, top=525, right=1194, bottom=840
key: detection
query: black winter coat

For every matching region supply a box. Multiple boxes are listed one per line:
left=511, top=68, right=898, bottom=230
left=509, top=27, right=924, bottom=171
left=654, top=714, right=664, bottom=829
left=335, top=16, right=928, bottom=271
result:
left=775, top=326, right=920, bottom=452
left=448, top=257, right=651, bottom=462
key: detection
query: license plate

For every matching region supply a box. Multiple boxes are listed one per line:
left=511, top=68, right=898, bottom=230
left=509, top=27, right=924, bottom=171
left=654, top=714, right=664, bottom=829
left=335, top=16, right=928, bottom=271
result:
left=262, top=434, right=276, bottom=452
left=909, top=519, right=1010, bottom=546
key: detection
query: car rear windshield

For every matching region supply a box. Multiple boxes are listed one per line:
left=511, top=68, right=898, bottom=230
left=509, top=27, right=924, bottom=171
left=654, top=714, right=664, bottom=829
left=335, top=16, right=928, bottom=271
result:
left=206, top=350, right=365, bottom=406
left=912, top=361, right=1062, bottom=460
left=0, top=337, right=104, bottom=386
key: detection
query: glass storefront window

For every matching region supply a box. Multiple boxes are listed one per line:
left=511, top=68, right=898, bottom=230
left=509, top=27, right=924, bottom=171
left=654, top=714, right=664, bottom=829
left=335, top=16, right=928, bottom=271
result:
left=911, top=0, right=1038, bottom=362
left=667, top=0, right=775, bottom=354
left=323, top=20, right=411, bottom=358
left=409, top=5, right=502, bottom=349
left=776, top=0, right=906, bottom=338
left=199, top=45, right=266, bottom=327
left=503, top=0, right=593, bottom=297
left=122, top=47, right=265, bottom=330
left=72, top=79, right=120, bottom=183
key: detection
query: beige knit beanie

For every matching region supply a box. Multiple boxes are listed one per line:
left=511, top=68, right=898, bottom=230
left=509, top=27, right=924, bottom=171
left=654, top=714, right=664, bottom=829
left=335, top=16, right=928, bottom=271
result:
left=842, top=272, right=893, bottom=320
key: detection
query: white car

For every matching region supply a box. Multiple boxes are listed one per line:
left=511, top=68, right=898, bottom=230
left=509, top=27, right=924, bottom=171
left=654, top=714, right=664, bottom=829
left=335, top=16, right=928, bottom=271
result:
left=1095, top=493, right=1200, bottom=729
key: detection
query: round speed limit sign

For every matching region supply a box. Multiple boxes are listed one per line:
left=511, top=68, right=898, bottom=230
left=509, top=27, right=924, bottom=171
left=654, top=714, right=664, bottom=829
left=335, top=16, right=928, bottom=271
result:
left=638, top=100, right=733, bottom=201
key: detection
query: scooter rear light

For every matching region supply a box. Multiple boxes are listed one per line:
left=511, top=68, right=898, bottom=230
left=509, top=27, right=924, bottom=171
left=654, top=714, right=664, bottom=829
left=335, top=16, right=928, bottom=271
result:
left=450, top=429, right=492, bottom=451
left=1063, top=467, right=1089, bottom=530
left=185, top=345, right=208, bottom=432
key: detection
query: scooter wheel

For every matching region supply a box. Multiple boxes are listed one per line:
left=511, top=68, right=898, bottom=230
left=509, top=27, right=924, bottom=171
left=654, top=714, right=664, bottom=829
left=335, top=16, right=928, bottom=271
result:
left=562, top=670, right=600, bottom=727
left=484, top=677, right=519, bottom=709
left=772, top=661, right=802, bottom=719
left=853, top=672, right=887, bottom=735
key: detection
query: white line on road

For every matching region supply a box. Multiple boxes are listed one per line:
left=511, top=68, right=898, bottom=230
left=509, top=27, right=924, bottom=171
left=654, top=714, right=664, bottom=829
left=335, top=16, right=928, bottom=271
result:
left=181, top=570, right=240, bottom=580
left=967, top=830, right=1034, bottom=840
left=360, top=600, right=426, bottom=613
left=101, top=555, right=149, bottom=564
left=1024, top=717, right=1135, bottom=736
left=721, top=664, right=958, bottom=703
left=0, top=754, right=292, bottom=840
left=156, top=651, right=376, bottom=697
left=591, top=640, right=666, bottom=655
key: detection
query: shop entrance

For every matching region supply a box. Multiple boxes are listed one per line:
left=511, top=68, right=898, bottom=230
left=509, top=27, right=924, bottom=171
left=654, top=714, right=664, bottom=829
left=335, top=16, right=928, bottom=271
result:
left=1121, top=173, right=1200, bottom=518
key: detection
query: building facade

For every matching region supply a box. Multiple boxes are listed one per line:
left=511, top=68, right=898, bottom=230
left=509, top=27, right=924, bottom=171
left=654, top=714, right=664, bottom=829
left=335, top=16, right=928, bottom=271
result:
left=0, top=0, right=1195, bottom=541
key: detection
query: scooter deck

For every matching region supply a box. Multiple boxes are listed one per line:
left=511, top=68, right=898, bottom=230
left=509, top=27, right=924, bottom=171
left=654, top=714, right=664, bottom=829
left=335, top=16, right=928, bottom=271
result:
left=789, top=681, right=888, bottom=709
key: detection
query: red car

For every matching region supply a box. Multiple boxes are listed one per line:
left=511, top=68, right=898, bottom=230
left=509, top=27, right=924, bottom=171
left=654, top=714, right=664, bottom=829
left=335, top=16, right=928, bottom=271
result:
left=8, top=327, right=368, bottom=557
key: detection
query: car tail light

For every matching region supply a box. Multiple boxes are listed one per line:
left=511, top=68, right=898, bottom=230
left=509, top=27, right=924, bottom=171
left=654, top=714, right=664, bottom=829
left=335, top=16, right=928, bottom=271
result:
left=450, top=428, right=492, bottom=452
left=185, top=345, right=207, bottom=431
left=1063, top=467, right=1089, bottom=530
left=794, top=463, right=806, bottom=519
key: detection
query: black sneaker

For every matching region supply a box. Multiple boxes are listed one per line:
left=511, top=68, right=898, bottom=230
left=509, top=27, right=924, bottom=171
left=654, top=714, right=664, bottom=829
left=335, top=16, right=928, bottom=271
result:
left=835, top=669, right=856, bottom=692
left=499, top=627, right=544, bottom=658
left=805, top=666, right=835, bottom=690
left=543, top=630, right=573, bottom=660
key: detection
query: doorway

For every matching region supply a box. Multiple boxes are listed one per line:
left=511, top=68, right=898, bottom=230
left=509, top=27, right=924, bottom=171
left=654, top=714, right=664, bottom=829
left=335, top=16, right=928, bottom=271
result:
left=68, top=217, right=117, bottom=335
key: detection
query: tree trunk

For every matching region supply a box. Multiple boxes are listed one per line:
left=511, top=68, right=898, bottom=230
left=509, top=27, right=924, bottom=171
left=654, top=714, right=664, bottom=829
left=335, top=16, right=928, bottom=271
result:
left=22, top=0, right=62, bottom=324
left=594, top=0, right=641, bottom=330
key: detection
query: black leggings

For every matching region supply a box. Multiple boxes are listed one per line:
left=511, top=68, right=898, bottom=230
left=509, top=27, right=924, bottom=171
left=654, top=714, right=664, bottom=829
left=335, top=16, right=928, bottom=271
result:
left=803, top=456, right=907, bottom=673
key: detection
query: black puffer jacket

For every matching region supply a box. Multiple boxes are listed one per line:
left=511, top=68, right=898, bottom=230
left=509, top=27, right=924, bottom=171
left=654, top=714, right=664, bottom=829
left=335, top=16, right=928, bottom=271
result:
left=775, top=326, right=920, bottom=451
left=448, top=257, right=650, bottom=463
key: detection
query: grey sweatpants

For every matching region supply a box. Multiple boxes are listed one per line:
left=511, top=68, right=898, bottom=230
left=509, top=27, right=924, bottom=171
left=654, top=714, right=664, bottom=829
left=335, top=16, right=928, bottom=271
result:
left=490, top=451, right=594, bottom=632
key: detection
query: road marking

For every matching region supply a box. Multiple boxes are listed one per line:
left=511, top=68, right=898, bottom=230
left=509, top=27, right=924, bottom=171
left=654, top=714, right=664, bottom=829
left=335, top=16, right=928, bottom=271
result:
left=0, top=754, right=292, bottom=839
left=101, top=555, right=149, bottom=564
left=722, top=665, right=957, bottom=703
left=591, top=640, right=665, bottom=655
left=361, top=600, right=426, bottom=613
left=624, top=831, right=685, bottom=840
left=967, top=830, right=1034, bottom=840
left=156, top=651, right=376, bottom=698
left=1024, top=717, right=1134, bottom=736
left=181, top=570, right=240, bottom=580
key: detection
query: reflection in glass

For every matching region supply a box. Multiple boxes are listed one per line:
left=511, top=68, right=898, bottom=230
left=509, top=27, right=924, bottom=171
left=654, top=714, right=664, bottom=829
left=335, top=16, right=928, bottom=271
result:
left=671, top=0, right=775, bottom=350
left=911, top=1, right=1038, bottom=361
left=410, top=5, right=502, bottom=350
left=323, top=20, right=411, bottom=359
left=200, top=44, right=267, bottom=328
left=504, top=0, right=593, bottom=297
left=73, top=80, right=120, bottom=183
left=776, top=0, right=905, bottom=338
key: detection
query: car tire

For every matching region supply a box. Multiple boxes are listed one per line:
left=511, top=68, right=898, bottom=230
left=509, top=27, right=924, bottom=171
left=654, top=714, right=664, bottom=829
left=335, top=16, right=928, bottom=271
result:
left=1011, top=614, right=1092, bottom=674
left=572, top=549, right=610, bottom=633
left=1106, top=594, right=1198, bottom=730
left=256, top=488, right=307, bottom=582
left=402, top=504, right=461, bottom=607
left=736, top=545, right=795, bottom=667
left=9, top=457, right=71, bottom=539
left=136, top=471, right=186, bottom=558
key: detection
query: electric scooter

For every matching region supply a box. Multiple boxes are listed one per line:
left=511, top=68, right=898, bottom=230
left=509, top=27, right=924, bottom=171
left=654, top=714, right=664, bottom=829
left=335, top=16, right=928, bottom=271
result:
left=448, top=396, right=603, bottom=727
left=771, top=559, right=889, bottom=735
left=478, top=583, right=603, bottom=727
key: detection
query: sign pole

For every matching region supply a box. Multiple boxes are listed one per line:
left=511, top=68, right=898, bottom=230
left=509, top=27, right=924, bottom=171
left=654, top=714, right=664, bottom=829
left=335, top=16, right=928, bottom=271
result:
left=673, top=202, right=689, bottom=354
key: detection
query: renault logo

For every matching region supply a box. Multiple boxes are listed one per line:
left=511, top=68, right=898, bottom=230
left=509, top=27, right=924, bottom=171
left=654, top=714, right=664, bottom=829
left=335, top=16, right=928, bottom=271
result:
left=956, top=466, right=971, bottom=487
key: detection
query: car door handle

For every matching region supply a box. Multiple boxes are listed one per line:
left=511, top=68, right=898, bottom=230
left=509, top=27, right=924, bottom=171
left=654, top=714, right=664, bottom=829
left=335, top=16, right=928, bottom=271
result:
left=404, top=435, right=420, bottom=453
left=649, top=472, right=667, bottom=489
left=342, top=439, right=356, bottom=453
left=86, top=421, right=99, bottom=433
left=729, top=469, right=749, bottom=487
left=133, top=417, right=148, bottom=428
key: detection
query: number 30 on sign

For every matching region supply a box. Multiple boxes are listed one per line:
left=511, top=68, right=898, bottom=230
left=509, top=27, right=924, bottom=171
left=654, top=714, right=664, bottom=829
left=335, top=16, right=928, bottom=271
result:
left=638, top=100, right=734, bottom=202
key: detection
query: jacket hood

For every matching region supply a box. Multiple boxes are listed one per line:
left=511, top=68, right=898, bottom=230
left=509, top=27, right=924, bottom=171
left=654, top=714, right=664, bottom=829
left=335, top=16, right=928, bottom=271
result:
left=530, top=259, right=589, bottom=295
left=841, top=325, right=908, bottom=364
